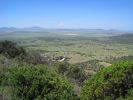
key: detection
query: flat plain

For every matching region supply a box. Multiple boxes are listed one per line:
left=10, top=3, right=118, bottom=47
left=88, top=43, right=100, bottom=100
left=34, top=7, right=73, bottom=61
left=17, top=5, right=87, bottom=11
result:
left=0, top=31, right=133, bottom=64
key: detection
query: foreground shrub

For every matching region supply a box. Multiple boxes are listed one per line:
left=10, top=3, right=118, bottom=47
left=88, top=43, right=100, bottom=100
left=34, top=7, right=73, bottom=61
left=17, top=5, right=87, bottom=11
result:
left=54, top=62, right=88, bottom=85
left=67, top=66, right=87, bottom=85
left=55, top=62, right=70, bottom=75
left=81, top=60, right=133, bottom=100
left=9, top=65, right=78, bottom=100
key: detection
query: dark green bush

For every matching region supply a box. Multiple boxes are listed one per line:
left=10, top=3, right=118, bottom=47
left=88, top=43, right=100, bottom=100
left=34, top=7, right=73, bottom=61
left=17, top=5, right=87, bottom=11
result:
left=56, top=62, right=70, bottom=75
left=9, top=65, right=78, bottom=100
left=67, top=66, right=87, bottom=85
left=0, top=40, right=26, bottom=58
left=81, top=60, right=133, bottom=100
left=54, top=62, right=87, bottom=85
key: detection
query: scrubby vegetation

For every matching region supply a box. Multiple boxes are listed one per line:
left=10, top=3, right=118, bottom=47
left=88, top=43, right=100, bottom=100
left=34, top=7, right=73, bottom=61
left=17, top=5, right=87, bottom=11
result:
left=0, top=40, right=26, bottom=58
left=0, top=35, right=133, bottom=100
left=81, top=60, right=133, bottom=100
left=0, top=41, right=79, bottom=100
left=0, top=65, right=78, bottom=100
left=9, top=65, right=78, bottom=100
left=54, top=62, right=88, bottom=85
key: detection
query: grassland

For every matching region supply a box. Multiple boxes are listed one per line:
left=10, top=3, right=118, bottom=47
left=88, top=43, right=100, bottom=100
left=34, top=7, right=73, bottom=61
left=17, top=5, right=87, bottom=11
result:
left=0, top=31, right=133, bottom=99
left=0, top=31, right=133, bottom=65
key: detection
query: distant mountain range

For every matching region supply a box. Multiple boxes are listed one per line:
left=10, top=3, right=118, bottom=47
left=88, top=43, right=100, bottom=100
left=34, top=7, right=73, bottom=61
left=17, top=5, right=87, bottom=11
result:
left=0, top=27, right=46, bottom=32
left=0, top=27, right=120, bottom=32
left=0, top=27, right=132, bottom=37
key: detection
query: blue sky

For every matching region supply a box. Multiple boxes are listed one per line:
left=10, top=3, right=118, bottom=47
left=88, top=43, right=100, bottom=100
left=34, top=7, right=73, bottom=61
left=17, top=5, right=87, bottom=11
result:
left=0, top=0, right=133, bottom=30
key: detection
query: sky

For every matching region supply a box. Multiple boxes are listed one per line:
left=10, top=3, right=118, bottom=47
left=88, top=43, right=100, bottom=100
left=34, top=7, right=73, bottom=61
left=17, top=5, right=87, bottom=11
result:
left=0, top=0, right=133, bottom=30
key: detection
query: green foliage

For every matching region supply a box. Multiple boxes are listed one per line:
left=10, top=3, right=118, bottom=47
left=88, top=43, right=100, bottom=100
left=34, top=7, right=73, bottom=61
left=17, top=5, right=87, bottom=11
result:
left=54, top=62, right=88, bottom=85
left=0, top=40, right=26, bottom=58
left=23, top=53, right=50, bottom=65
left=104, top=55, right=133, bottom=64
left=55, top=62, right=70, bottom=75
left=9, top=65, right=78, bottom=100
left=67, top=65, right=87, bottom=85
left=81, top=60, right=133, bottom=100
